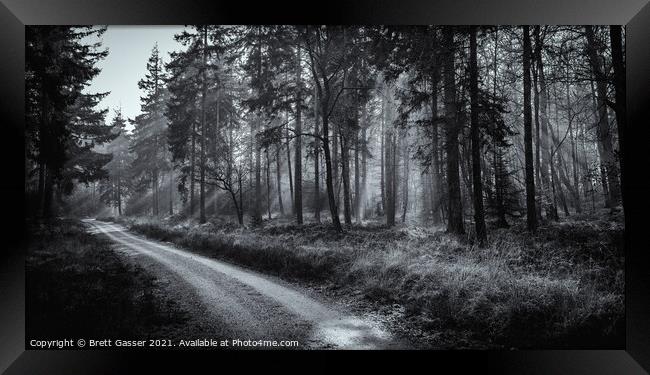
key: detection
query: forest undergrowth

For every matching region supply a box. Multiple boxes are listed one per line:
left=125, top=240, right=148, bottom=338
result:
left=100, top=209, right=624, bottom=348
left=26, top=219, right=189, bottom=341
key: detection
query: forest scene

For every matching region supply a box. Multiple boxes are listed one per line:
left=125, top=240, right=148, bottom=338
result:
left=25, top=25, right=625, bottom=349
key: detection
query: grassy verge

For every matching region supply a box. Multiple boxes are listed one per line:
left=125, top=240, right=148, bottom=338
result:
left=104, top=212, right=624, bottom=348
left=26, top=219, right=188, bottom=341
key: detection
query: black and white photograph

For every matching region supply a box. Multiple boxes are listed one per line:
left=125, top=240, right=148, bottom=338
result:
left=24, top=24, right=626, bottom=350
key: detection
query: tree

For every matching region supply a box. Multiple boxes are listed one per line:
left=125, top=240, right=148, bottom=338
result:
left=25, top=26, right=112, bottom=217
left=237, top=25, right=296, bottom=225
left=523, top=26, right=538, bottom=231
left=130, top=44, right=169, bottom=217
left=166, top=46, right=200, bottom=213
left=208, top=109, right=248, bottom=224
left=199, top=26, right=209, bottom=223
left=384, top=83, right=397, bottom=227
left=100, top=109, right=133, bottom=215
left=609, top=25, right=626, bottom=210
left=469, top=26, right=487, bottom=246
left=443, top=28, right=464, bottom=235
left=313, top=84, right=322, bottom=223
left=369, top=26, right=446, bottom=225
left=167, top=25, right=230, bottom=219
left=294, top=43, right=304, bottom=224
left=584, top=26, right=621, bottom=208
left=301, top=26, right=354, bottom=232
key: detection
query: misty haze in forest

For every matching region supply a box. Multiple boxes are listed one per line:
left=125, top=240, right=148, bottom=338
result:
left=25, top=25, right=626, bottom=349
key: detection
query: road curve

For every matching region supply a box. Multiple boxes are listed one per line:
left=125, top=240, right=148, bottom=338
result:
left=84, top=219, right=403, bottom=350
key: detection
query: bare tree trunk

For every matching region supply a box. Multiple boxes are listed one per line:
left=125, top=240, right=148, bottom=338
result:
left=534, top=27, right=557, bottom=221
left=460, top=139, right=472, bottom=217
left=294, top=45, right=303, bottom=224
left=266, top=149, right=272, bottom=220
left=532, top=29, right=542, bottom=221
left=392, top=123, right=399, bottom=225
left=313, top=85, right=321, bottom=223
left=610, top=25, right=626, bottom=210
left=229, top=188, right=243, bottom=225
left=252, top=28, right=263, bottom=226
left=385, top=129, right=395, bottom=226
left=585, top=25, right=621, bottom=207
left=533, top=29, right=544, bottom=217
left=523, top=25, right=538, bottom=232
left=332, top=116, right=340, bottom=208
left=549, top=100, right=569, bottom=218
left=550, top=83, right=570, bottom=217
left=380, top=93, right=386, bottom=215
left=439, top=143, right=448, bottom=222
left=253, top=116, right=263, bottom=224
left=565, top=77, right=582, bottom=213
left=285, top=115, right=293, bottom=212
left=401, top=127, right=409, bottom=224
left=190, top=120, right=196, bottom=217
left=284, top=73, right=294, bottom=214
left=588, top=79, right=611, bottom=204
left=421, top=147, right=432, bottom=221
left=117, top=177, right=122, bottom=216
left=169, top=170, right=173, bottom=216
left=360, top=105, right=367, bottom=223
left=152, top=170, right=158, bottom=216
left=494, top=146, right=508, bottom=227
left=199, top=26, right=207, bottom=224
left=443, top=28, right=464, bottom=234
left=354, top=116, right=361, bottom=224
left=341, top=130, right=352, bottom=226
left=212, top=88, right=221, bottom=216
left=237, top=164, right=244, bottom=224
left=470, top=26, right=487, bottom=246
left=557, top=148, right=579, bottom=213
left=492, top=28, right=507, bottom=228
left=247, top=120, right=253, bottom=216
left=275, top=145, right=284, bottom=216
left=341, top=63, right=352, bottom=226
left=322, top=110, right=342, bottom=232
left=384, top=84, right=396, bottom=227
left=430, top=69, right=442, bottom=225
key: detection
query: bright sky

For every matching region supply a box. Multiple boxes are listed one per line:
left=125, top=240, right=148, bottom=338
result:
left=84, top=25, right=186, bottom=129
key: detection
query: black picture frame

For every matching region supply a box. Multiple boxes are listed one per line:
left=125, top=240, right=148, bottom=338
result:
left=1, top=0, right=649, bottom=373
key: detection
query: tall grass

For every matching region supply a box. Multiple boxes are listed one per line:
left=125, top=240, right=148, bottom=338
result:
left=111, top=213, right=624, bottom=348
left=26, top=219, right=187, bottom=340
